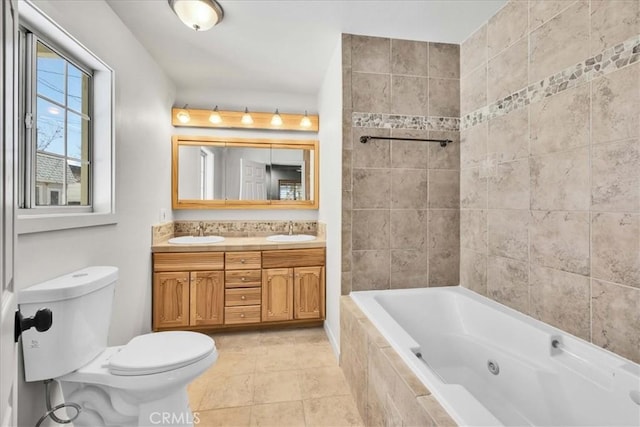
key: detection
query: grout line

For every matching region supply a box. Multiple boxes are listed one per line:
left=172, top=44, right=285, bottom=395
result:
left=588, top=0, right=594, bottom=344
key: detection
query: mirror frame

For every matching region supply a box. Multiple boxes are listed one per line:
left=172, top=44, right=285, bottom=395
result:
left=172, top=135, right=319, bottom=209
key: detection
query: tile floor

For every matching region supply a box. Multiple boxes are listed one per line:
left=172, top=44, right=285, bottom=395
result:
left=188, top=327, right=364, bottom=427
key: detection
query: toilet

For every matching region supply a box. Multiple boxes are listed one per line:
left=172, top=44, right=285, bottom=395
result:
left=18, top=266, right=218, bottom=427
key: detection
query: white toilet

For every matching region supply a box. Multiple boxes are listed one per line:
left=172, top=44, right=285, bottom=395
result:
left=18, top=266, right=218, bottom=427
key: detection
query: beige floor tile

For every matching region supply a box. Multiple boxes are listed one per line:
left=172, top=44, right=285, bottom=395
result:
left=253, top=370, right=302, bottom=404
left=196, top=407, right=252, bottom=427
left=187, top=380, right=206, bottom=411
left=303, top=395, right=364, bottom=427
left=250, top=401, right=306, bottom=427
left=296, top=342, right=338, bottom=369
left=207, top=348, right=257, bottom=378
left=290, top=327, right=330, bottom=345
left=199, top=373, right=255, bottom=410
left=258, top=329, right=297, bottom=346
left=298, top=366, right=351, bottom=400
left=212, top=331, right=262, bottom=350
left=255, top=344, right=301, bottom=372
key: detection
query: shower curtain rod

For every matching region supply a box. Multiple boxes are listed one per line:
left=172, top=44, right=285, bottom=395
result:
left=359, top=135, right=452, bottom=147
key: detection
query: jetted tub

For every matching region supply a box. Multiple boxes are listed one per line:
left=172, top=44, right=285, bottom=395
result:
left=350, top=286, right=640, bottom=427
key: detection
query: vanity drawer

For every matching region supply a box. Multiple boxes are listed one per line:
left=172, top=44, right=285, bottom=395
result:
left=225, top=269, right=262, bottom=288
left=225, top=251, right=261, bottom=270
left=225, top=288, right=261, bottom=307
left=262, top=248, right=325, bottom=268
left=154, top=252, right=224, bottom=272
left=224, top=305, right=261, bottom=325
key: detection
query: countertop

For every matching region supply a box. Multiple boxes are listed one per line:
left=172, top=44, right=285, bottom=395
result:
left=152, top=235, right=326, bottom=252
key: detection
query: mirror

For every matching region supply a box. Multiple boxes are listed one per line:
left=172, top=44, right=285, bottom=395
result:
left=172, top=136, right=318, bottom=209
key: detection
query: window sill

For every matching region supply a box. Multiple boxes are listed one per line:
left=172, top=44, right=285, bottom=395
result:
left=17, top=211, right=117, bottom=235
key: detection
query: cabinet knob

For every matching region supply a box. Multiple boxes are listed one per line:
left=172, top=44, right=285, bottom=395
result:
left=241, top=295, right=246, bottom=300
left=241, top=277, right=246, bottom=281
left=240, top=259, right=246, bottom=264
left=240, top=313, right=245, bottom=318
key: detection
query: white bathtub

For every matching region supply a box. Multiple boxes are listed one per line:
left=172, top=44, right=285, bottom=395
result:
left=350, top=286, right=640, bottom=427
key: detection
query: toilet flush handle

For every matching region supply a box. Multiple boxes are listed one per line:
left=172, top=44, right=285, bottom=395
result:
left=14, top=308, right=53, bottom=342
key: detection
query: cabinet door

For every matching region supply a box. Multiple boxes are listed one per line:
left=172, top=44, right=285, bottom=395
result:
left=190, top=271, right=224, bottom=326
left=153, top=272, right=190, bottom=329
left=294, top=266, right=324, bottom=320
left=262, top=268, right=293, bottom=322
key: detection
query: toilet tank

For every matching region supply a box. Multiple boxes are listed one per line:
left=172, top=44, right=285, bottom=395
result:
left=18, top=266, right=118, bottom=382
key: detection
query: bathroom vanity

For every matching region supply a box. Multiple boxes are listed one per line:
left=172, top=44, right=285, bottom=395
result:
left=151, top=239, right=325, bottom=332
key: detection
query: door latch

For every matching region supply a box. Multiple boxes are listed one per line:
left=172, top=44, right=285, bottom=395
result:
left=14, top=308, right=53, bottom=343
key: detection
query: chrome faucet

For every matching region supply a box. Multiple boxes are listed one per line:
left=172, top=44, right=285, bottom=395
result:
left=196, top=221, right=205, bottom=237
left=288, top=221, right=294, bottom=236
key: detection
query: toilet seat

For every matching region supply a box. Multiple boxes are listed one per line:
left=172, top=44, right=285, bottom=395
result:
left=109, top=331, right=215, bottom=376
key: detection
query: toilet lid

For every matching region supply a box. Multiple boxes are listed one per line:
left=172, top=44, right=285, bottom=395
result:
left=108, top=331, right=215, bottom=376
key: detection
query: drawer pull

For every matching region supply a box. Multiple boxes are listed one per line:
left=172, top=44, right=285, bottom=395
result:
left=241, top=295, right=246, bottom=300
left=240, top=313, right=245, bottom=318
left=240, top=259, right=246, bottom=264
left=241, top=277, right=246, bottom=281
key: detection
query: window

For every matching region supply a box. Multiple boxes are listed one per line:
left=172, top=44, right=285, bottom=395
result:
left=17, top=1, right=115, bottom=234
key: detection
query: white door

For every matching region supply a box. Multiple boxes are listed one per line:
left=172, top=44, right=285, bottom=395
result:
left=239, top=159, right=267, bottom=200
left=0, top=1, right=18, bottom=426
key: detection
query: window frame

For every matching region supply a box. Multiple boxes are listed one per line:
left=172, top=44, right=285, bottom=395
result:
left=16, top=1, right=116, bottom=234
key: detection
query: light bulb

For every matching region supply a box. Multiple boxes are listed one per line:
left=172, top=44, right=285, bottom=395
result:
left=241, top=108, right=254, bottom=125
left=176, top=105, right=190, bottom=124
left=209, top=106, right=222, bottom=124
left=300, top=110, right=312, bottom=128
left=271, top=109, right=283, bottom=126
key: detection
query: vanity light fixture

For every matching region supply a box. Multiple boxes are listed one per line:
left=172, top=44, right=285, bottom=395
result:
left=241, top=108, right=254, bottom=125
left=270, top=109, right=283, bottom=126
left=300, top=110, right=312, bottom=128
left=208, top=106, right=222, bottom=124
left=176, top=104, right=191, bottom=124
left=168, top=0, right=224, bottom=31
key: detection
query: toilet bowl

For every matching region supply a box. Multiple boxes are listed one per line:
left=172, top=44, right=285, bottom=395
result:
left=18, top=266, right=217, bottom=427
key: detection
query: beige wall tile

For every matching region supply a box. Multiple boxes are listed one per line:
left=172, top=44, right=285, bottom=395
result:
left=460, top=65, right=487, bottom=114
left=489, top=158, right=530, bottom=210
left=352, top=250, right=390, bottom=291
left=461, top=122, right=488, bottom=169
left=488, top=107, right=529, bottom=163
left=391, top=249, right=429, bottom=288
left=428, top=169, right=460, bottom=209
left=487, top=255, right=530, bottom=313
left=460, top=249, right=487, bottom=295
left=530, top=211, right=590, bottom=275
left=488, top=209, right=529, bottom=261
left=391, top=129, right=429, bottom=169
left=461, top=24, right=487, bottom=77
left=342, top=34, right=352, bottom=68
left=391, top=75, right=428, bottom=116
left=352, top=72, right=390, bottom=113
left=352, top=35, right=391, bottom=73
left=352, top=210, right=390, bottom=250
left=529, top=265, right=590, bottom=340
left=343, top=149, right=352, bottom=191
left=592, top=279, right=640, bottom=363
left=343, top=111, right=353, bottom=149
left=592, top=213, right=640, bottom=288
left=353, top=169, right=391, bottom=209
left=391, top=169, right=428, bottom=209
left=343, top=68, right=352, bottom=110
left=428, top=130, right=460, bottom=170
left=488, top=38, right=528, bottom=103
left=530, top=83, right=590, bottom=156
left=391, top=39, right=428, bottom=76
left=428, top=78, right=460, bottom=117
left=529, top=1, right=578, bottom=31
left=592, top=139, right=640, bottom=212
left=342, top=271, right=352, bottom=295
left=590, top=0, right=640, bottom=55
left=461, top=168, right=487, bottom=209
left=460, top=209, right=487, bottom=253
left=428, top=42, right=460, bottom=79
left=530, top=147, right=590, bottom=211
left=592, top=64, right=640, bottom=144
left=417, top=395, right=457, bottom=427
left=381, top=346, right=430, bottom=397
left=390, top=209, right=428, bottom=250
left=488, top=1, right=528, bottom=58
left=427, top=209, right=460, bottom=286
left=353, top=127, right=390, bottom=168
left=529, top=1, right=590, bottom=83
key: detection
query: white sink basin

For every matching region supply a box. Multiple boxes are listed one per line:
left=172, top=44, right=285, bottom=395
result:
left=266, top=234, right=316, bottom=243
left=168, top=236, right=225, bottom=245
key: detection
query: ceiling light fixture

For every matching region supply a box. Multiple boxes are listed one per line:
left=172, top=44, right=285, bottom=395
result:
left=168, top=0, right=224, bottom=32
left=271, top=109, right=283, bottom=126
left=209, top=105, right=222, bottom=124
left=300, top=110, right=312, bottom=128
left=241, top=108, right=254, bottom=125
left=176, top=104, right=191, bottom=123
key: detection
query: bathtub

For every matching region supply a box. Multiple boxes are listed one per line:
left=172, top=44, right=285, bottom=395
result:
left=350, top=286, right=640, bottom=427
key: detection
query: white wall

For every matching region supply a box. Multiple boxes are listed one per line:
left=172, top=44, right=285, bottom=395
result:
left=16, top=1, right=175, bottom=424
left=317, top=37, right=342, bottom=355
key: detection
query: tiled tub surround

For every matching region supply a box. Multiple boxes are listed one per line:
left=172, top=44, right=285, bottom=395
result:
left=459, top=0, right=640, bottom=363
left=342, top=34, right=461, bottom=294
left=340, top=296, right=456, bottom=427
left=344, top=287, right=640, bottom=427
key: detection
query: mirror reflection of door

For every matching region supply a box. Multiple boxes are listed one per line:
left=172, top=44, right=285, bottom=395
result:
left=239, top=159, right=267, bottom=200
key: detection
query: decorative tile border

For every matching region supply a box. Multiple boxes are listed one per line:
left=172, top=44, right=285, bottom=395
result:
left=173, top=220, right=318, bottom=238
left=352, top=112, right=460, bottom=132
left=462, top=34, right=640, bottom=130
